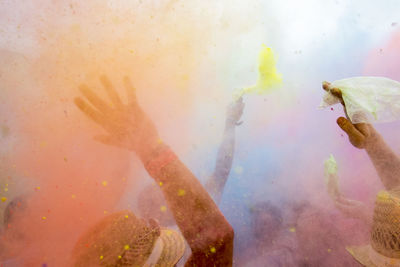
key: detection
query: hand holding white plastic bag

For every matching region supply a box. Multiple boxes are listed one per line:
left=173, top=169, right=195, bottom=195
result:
left=320, top=77, right=400, bottom=124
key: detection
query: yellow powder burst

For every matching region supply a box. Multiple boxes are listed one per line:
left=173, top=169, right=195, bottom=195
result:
left=99, top=255, right=104, bottom=260
left=178, top=189, right=186, bottom=196
left=235, top=44, right=282, bottom=99
left=71, top=194, right=76, bottom=199
left=124, top=245, right=130, bottom=250
left=1, top=197, right=7, bottom=202
left=210, top=247, right=216, bottom=253
left=159, top=182, right=163, bottom=187
left=289, top=227, right=296, bottom=233
left=160, top=206, right=167, bottom=212
left=102, top=181, right=108, bottom=187
left=42, top=216, right=47, bottom=220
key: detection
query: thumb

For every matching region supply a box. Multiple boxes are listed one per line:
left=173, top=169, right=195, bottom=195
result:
left=337, top=117, right=365, bottom=148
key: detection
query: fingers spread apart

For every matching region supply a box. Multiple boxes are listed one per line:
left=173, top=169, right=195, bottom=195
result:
left=100, top=75, right=123, bottom=107
left=123, top=76, right=138, bottom=107
left=79, top=84, right=111, bottom=113
left=74, top=97, right=106, bottom=126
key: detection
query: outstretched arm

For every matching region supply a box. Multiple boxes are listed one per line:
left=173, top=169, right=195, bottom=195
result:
left=205, top=98, right=244, bottom=204
left=75, top=76, right=233, bottom=266
left=324, top=154, right=373, bottom=226
left=338, top=118, right=400, bottom=190
left=323, top=82, right=400, bottom=190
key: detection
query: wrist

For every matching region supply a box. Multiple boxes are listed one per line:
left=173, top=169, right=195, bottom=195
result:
left=225, top=119, right=237, bottom=129
left=364, top=127, right=382, bottom=152
left=143, top=143, right=177, bottom=178
left=136, top=138, right=162, bottom=164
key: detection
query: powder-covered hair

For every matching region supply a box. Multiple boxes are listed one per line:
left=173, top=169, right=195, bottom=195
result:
left=4, top=195, right=28, bottom=226
left=250, top=201, right=283, bottom=225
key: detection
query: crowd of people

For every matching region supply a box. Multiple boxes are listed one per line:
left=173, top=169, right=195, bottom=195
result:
left=1, top=75, right=400, bottom=266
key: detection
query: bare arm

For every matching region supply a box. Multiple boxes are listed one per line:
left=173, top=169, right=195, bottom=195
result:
left=323, top=82, right=400, bottom=190
left=336, top=116, right=400, bottom=190
left=364, top=127, right=400, bottom=190
left=75, top=76, right=233, bottom=266
left=205, top=98, right=244, bottom=204
left=143, top=148, right=234, bottom=266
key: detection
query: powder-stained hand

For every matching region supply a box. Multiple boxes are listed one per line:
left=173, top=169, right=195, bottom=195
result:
left=74, top=75, right=160, bottom=161
left=322, top=81, right=374, bottom=149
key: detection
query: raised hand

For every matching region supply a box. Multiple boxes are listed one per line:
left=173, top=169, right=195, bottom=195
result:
left=75, top=76, right=234, bottom=265
left=322, top=81, right=375, bottom=149
left=323, top=81, right=400, bottom=189
left=74, top=75, right=160, bottom=161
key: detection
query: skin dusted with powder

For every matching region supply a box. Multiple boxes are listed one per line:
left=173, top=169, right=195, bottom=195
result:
left=74, top=75, right=234, bottom=266
left=205, top=98, right=245, bottom=204
left=323, top=82, right=400, bottom=190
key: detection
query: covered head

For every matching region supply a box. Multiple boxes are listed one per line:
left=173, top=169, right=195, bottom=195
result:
left=71, top=210, right=185, bottom=267
left=4, top=195, right=28, bottom=226
left=347, top=189, right=400, bottom=266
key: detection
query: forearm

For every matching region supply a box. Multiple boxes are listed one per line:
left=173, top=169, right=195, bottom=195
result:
left=206, top=122, right=236, bottom=204
left=365, top=128, right=400, bottom=190
left=141, top=144, right=233, bottom=259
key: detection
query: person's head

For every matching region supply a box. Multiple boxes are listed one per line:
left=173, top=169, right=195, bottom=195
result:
left=347, top=190, right=400, bottom=266
left=4, top=196, right=28, bottom=227
left=1, top=195, right=29, bottom=259
left=250, top=201, right=283, bottom=246
left=138, top=184, right=176, bottom=227
left=295, top=206, right=344, bottom=266
left=72, top=210, right=185, bottom=267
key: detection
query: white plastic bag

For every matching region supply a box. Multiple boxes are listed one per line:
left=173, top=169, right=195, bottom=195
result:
left=320, top=76, right=400, bottom=124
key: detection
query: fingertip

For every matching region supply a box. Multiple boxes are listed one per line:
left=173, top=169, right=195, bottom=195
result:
left=322, top=81, right=331, bottom=91
left=100, top=75, right=112, bottom=87
left=74, top=97, right=84, bottom=107
left=123, top=76, right=134, bottom=88
left=336, top=116, right=347, bottom=126
left=78, top=84, right=90, bottom=95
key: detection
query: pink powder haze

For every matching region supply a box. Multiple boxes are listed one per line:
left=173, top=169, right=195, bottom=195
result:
left=0, top=0, right=400, bottom=266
